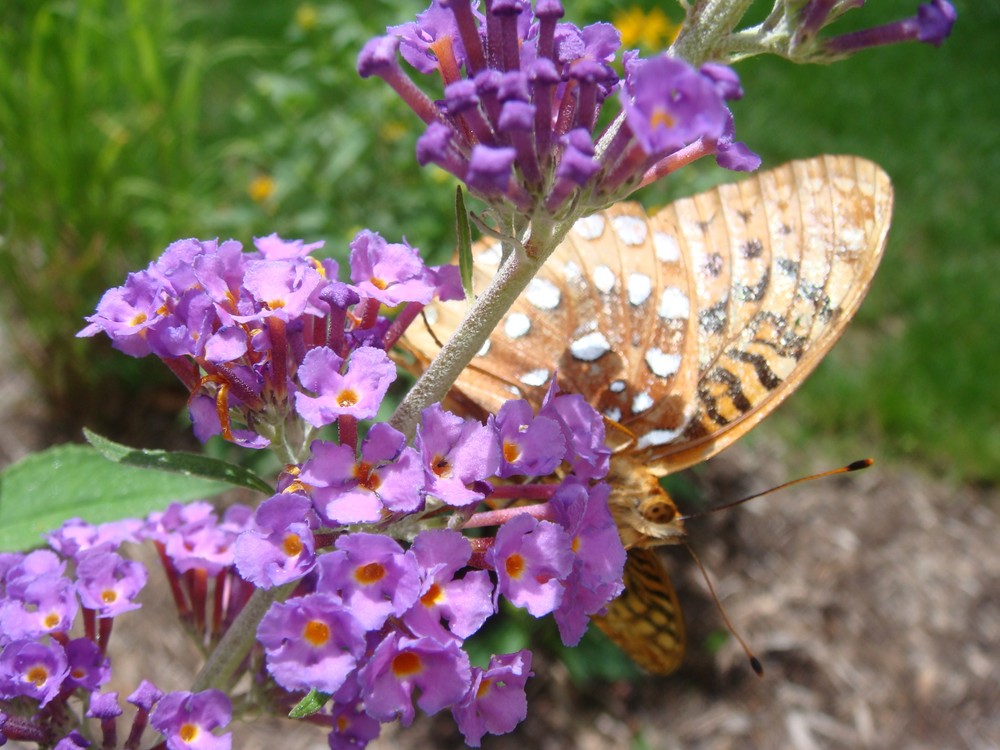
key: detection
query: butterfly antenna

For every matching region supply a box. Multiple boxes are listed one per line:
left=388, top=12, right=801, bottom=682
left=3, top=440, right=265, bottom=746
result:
left=680, top=458, right=873, bottom=522
left=419, top=309, right=447, bottom=349
left=683, top=541, right=764, bottom=677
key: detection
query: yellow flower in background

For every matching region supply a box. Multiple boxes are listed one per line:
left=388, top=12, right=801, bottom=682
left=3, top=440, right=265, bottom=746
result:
left=295, top=4, right=318, bottom=32
left=249, top=175, right=276, bottom=203
left=613, top=6, right=681, bottom=51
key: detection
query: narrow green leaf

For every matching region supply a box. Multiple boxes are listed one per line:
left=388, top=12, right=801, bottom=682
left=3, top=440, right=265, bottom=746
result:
left=0, top=444, right=235, bottom=552
left=84, top=429, right=273, bottom=495
left=288, top=689, right=331, bottom=718
left=455, top=186, right=474, bottom=300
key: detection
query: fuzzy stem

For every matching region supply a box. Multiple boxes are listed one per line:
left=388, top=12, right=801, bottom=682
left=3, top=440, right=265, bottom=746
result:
left=191, top=581, right=295, bottom=693
left=670, top=0, right=757, bottom=67
left=389, top=221, right=570, bottom=438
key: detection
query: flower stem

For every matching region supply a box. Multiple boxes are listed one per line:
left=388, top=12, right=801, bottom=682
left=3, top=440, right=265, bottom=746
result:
left=191, top=581, right=295, bottom=693
left=390, top=221, right=570, bottom=438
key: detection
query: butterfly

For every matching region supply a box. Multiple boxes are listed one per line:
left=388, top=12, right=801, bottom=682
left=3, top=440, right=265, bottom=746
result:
left=399, top=154, right=894, bottom=674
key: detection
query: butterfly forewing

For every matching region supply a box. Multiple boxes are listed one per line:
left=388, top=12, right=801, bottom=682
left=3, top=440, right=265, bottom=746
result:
left=646, top=155, right=893, bottom=471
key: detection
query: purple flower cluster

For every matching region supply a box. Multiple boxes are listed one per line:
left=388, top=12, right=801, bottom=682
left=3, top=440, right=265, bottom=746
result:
left=236, top=382, right=624, bottom=746
left=0, top=524, right=235, bottom=749
left=358, top=0, right=757, bottom=218
left=78, top=232, right=461, bottom=454
left=2, top=381, right=624, bottom=746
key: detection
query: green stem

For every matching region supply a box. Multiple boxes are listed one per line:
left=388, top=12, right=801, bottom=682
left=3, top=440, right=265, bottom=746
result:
left=671, top=0, right=757, bottom=66
left=191, top=581, right=295, bottom=693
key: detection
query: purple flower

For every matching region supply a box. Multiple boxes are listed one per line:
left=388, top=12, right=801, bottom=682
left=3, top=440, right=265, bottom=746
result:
left=74, top=548, right=147, bottom=618
left=327, top=699, right=382, bottom=750
left=358, top=633, right=471, bottom=725
left=465, top=145, right=516, bottom=195
left=388, top=0, right=473, bottom=75
left=402, top=530, right=494, bottom=640
left=48, top=518, right=142, bottom=559
left=257, top=593, right=367, bottom=694
left=54, top=732, right=91, bottom=749
left=538, top=381, right=610, bottom=481
left=0, top=571, right=78, bottom=640
left=489, top=399, right=565, bottom=478
left=0, top=639, right=68, bottom=706
left=452, top=651, right=532, bottom=746
left=295, top=346, right=396, bottom=427
left=234, top=494, right=317, bottom=587
left=235, top=258, right=326, bottom=323
left=300, top=425, right=424, bottom=525
left=77, top=272, right=167, bottom=357
left=315, top=534, right=421, bottom=631
left=65, top=638, right=111, bottom=691
left=548, top=480, right=625, bottom=646
left=349, top=230, right=436, bottom=306
left=253, top=233, right=325, bottom=260
left=620, top=55, right=730, bottom=156
left=149, top=690, right=232, bottom=750
left=822, top=0, right=957, bottom=55
left=486, top=514, right=573, bottom=617
left=416, top=404, right=501, bottom=506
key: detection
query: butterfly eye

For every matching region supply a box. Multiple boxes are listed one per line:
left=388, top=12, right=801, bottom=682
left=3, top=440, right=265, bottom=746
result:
left=640, top=499, right=678, bottom=525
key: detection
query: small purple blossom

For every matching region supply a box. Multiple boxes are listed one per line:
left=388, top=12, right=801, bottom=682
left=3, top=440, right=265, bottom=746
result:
left=257, top=593, right=367, bottom=694
left=349, top=231, right=436, bottom=306
left=416, top=405, right=501, bottom=506
left=403, top=529, right=494, bottom=640
left=149, top=690, right=232, bottom=750
left=300, top=424, right=424, bottom=525
left=0, top=639, right=68, bottom=706
left=234, top=494, right=317, bottom=588
left=64, top=638, right=111, bottom=691
left=315, top=534, right=421, bottom=631
left=490, top=399, right=565, bottom=478
left=538, top=380, right=610, bottom=481
left=452, top=651, right=532, bottom=747
left=358, top=633, right=472, bottom=726
left=74, top=548, right=147, bottom=618
left=487, top=514, right=573, bottom=617
left=295, top=346, right=396, bottom=427
left=549, top=480, right=625, bottom=646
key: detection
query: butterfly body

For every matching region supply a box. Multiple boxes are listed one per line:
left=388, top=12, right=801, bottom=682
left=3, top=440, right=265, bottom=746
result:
left=401, top=155, right=893, bottom=674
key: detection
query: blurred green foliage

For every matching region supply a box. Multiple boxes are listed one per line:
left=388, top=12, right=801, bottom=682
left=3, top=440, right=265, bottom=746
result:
left=1, top=0, right=996, bottom=482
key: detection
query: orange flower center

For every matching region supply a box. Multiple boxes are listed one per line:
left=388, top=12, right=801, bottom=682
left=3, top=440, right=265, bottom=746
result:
left=337, top=389, right=359, bottom=407
left=355, top=561, right=386, bottom=585
left=505, top=553, right=525, bottom=579
left=283, top=533, right=303, bottom=556
left=303, top=620, right=331, bottom=647
left=392, top=651, right=422, bottom=677
left=420, top=582, right=443, bottom=607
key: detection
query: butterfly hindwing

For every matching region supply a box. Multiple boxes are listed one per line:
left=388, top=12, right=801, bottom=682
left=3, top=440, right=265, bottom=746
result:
left=591, top=548, right=686, bottom=675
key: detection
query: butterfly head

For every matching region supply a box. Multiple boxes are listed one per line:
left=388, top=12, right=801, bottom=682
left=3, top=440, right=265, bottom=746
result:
left=607, top=454, right=686, bottom=549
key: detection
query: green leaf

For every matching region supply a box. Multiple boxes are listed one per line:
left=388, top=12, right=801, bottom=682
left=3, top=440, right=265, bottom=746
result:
left=0, top=444, right=238, bottom=553
left=455, top=186, right=474, bottom=300
left=84, top=428, right=273, bottom=495
left=288, top=689, right=331, bottom=718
